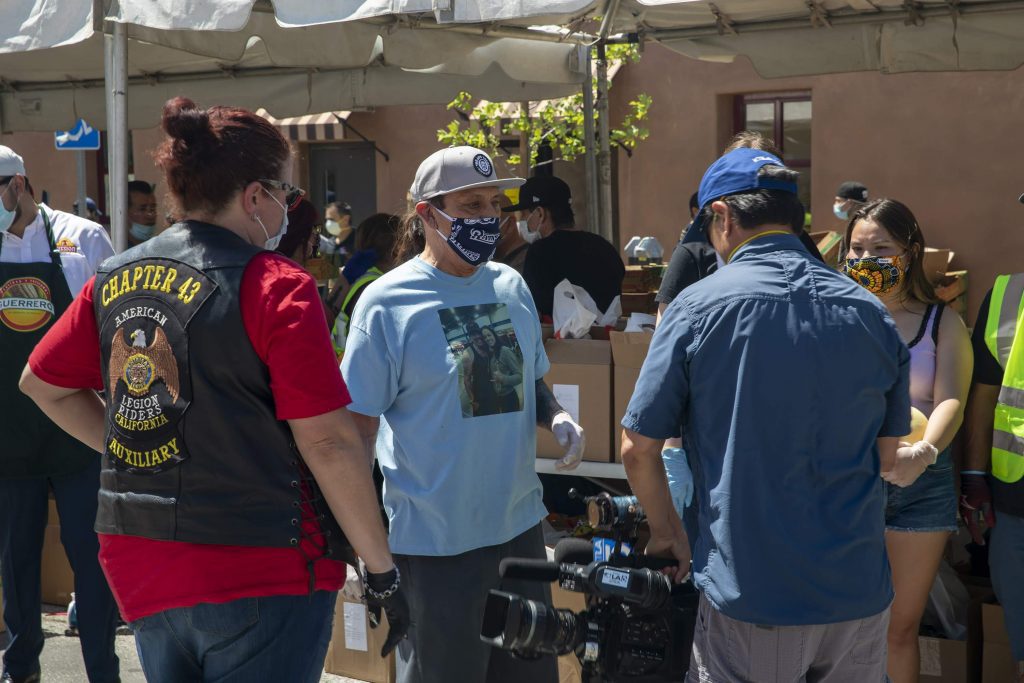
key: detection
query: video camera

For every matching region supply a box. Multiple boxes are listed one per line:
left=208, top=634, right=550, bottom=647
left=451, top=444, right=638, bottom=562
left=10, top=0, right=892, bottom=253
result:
left=480, top=491, right=698, bottom=682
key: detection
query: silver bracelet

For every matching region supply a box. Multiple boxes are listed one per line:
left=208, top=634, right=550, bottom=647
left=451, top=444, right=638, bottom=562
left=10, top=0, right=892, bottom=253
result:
left=364, top=566, right=401, bottom=601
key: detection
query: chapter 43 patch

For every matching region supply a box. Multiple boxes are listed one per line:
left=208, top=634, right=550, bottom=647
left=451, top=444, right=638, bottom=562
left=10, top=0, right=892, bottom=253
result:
left=96, top=258, right=216, bottom=474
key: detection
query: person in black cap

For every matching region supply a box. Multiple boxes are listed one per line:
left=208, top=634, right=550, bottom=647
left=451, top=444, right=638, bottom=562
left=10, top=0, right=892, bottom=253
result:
left=834, top=181, right=869, bottom=222
left=503, top=175, right=624, bottom=319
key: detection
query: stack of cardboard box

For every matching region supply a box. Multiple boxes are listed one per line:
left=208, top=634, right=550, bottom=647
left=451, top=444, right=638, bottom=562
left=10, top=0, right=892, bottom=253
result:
left=535, top=329, right=655, bottom=466
left=620, top=265, right=662, bottom=316
left=609, top=331, right=654, bottom=460
left=536, top=338, right=614, bottom=463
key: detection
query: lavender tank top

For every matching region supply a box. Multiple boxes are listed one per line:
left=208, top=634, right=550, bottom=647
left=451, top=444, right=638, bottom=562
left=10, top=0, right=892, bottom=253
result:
left=908, top=304, right=944, bottom=415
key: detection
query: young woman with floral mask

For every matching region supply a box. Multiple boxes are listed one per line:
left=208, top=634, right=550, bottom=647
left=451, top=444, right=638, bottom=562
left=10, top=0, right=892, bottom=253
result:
left=843, top=198, right=973, bottom=683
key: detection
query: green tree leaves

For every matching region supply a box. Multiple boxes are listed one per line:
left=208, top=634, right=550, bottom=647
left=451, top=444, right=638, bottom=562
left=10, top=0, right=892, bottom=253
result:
left=437, top=45, right=651, bottom=167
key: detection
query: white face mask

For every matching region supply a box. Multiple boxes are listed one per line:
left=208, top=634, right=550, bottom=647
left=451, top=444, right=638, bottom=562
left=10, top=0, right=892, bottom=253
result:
left=256, top=189, right=289, bottom=251
left=325, top=219, right=341, bottom=236
left=0, top=180, right=20, bottom=233
left=516, top=210, right=541, bottom=244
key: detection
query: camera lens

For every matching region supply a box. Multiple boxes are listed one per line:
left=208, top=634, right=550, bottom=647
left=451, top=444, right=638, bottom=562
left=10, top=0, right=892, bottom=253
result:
left=481, top=590, right=583, bottom=656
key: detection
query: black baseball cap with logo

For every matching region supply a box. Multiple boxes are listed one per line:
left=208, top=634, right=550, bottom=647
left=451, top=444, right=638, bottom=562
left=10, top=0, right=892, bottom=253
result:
left=502, top=176, right=572, bottom=212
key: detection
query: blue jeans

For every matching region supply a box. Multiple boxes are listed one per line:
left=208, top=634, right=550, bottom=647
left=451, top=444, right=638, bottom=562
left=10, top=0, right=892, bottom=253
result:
left=990, top=510, right=1024, bottom=661
left=883, top=446, right=957, bottom=532
left=0, top=458, right=120, bottom=682
left=131, top=591, right=337, bottom=683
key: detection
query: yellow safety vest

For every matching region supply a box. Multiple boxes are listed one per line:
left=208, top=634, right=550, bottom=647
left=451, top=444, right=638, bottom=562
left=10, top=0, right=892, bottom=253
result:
left=985, top=273, right=1024, bottom=483
left=331, top=267, right=383, bottom=359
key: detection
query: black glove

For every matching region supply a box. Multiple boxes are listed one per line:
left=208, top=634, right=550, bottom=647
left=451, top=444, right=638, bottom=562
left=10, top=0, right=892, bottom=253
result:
left=364, top=566, right=410, bottom=658
left=960, top=472, right=996, bottom=545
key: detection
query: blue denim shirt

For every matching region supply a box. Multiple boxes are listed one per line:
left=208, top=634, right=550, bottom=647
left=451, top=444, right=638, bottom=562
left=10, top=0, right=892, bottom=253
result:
left=623, top=232, right=909, bottom=626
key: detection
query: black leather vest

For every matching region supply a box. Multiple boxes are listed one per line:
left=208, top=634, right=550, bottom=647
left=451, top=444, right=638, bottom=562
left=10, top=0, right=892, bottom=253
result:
left=92, top=222, right=354, bottom=566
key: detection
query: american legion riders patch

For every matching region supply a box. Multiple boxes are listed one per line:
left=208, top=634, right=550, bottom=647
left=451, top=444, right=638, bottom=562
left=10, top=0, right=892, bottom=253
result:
left=96, top=259, right=215, bottom=473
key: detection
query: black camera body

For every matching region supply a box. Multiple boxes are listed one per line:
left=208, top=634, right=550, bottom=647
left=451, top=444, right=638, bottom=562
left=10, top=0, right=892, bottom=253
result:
left=480, top=492, right=698, bottom=682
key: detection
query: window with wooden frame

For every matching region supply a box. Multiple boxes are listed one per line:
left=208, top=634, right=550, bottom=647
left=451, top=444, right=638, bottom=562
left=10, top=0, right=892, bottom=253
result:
left=734, top=92, right=812, bottom=212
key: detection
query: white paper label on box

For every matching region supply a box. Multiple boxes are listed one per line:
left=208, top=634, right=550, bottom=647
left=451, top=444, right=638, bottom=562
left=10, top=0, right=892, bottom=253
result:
left=343, top=602, right=369, bottom=652
left=553, top=384, right=580, bottom=423
left=918, top=637, right=941, bottom=676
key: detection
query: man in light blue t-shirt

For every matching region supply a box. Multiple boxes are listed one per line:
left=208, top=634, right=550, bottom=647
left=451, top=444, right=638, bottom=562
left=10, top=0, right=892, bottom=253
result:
left=341, top=146, right=585, bottom=683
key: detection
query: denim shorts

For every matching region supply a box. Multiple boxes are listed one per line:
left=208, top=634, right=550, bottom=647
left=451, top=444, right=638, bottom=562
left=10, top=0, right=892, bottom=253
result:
left=884, top=446, right=957, bottom=532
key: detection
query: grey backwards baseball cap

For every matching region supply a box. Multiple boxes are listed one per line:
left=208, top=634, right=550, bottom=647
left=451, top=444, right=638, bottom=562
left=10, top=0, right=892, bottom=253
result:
left=410, top=146, right=523, bottom=202
left=0, top=146, right=26, bottom=177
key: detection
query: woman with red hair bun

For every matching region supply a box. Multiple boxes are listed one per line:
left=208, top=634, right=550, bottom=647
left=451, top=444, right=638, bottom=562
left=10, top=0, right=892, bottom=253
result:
left=19, top=97, right=407, bottom=682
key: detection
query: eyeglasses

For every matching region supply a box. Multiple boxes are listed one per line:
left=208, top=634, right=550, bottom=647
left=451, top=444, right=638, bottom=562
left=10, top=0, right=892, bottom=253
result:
left=259, top=179, right=306, bottom=207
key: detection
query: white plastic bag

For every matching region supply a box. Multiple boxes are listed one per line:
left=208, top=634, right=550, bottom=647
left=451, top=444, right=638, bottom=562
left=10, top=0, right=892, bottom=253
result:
left=597, top=296, right=622, bottom=328
left=552, top=279, right=598, bottom=339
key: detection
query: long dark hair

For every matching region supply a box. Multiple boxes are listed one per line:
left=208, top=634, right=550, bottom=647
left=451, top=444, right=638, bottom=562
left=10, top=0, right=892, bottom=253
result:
left=845, top=198, right=938, bottom=304
left=481, top=325, right=507, bottom=352
left=394, top=196, right=443, bottom=264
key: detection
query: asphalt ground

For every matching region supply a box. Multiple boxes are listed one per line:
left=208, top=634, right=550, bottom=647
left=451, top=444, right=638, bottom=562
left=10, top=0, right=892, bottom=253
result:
left=0, top=606, right=364, bottom=683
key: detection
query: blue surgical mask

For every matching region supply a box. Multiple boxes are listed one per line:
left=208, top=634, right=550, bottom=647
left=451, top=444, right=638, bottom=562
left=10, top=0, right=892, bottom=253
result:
left=833, top=204, right=849, bottom=221
left=130, top=222, right=155, bottom=242
left=256, top=189, right=289, bottom=251
left=432, top=206, right=500, bottom=266
left=0, top=181, right=20, bottom=233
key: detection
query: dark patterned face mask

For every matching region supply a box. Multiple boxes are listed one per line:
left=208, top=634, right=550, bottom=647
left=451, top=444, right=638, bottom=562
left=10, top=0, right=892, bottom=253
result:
left=432, top=207, right=501, bottom=266
left=843, top=254, right=904, bottom=295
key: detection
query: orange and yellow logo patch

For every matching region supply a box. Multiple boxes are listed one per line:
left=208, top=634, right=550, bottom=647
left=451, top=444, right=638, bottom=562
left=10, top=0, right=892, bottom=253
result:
left=0, top=277, right=55, bottom=332
left=55, top=237, right=78, bottom=253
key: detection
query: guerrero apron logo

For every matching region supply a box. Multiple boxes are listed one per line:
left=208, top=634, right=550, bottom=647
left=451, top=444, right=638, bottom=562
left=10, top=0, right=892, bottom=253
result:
left=0, top=277, right=55, bottom=332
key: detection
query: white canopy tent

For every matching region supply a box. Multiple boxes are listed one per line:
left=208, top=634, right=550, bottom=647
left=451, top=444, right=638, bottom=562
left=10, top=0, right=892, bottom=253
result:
left=301, top=0, right=1024, bottom=239
left=0, top=0, right=588, bottom=248
left=5, top=0, right=1024, bottom=246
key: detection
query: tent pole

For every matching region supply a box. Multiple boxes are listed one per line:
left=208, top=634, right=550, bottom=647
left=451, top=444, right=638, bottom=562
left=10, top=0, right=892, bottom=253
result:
left=583, top=48, right=598, bottom=235
left=76, top=152, right=88, bottom=219
left=595, top=43, right=613, bottom=244
left=519, top=100, right=530, bottom=179
left=105, top=22, right=128, bottom=252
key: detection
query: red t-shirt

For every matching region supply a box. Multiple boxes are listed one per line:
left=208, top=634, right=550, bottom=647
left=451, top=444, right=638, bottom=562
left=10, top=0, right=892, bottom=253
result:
left=29, top=252, right=351, bottom=622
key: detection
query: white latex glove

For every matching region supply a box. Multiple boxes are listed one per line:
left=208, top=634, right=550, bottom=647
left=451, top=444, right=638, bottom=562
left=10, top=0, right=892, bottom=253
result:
left=551, top=411, right=585, bottom=470
left=881, top=440, right=937, bottom=487
left=661, top=447, right=694, bottom=517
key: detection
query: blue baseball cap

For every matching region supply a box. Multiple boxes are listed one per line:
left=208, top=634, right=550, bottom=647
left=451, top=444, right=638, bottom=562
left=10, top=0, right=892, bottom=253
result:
left=682, top=148, right=798, bottom=244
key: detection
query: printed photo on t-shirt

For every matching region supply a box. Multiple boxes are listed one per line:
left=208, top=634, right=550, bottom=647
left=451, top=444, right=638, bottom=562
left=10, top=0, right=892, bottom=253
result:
left=439, top=303, right=525, bottom=418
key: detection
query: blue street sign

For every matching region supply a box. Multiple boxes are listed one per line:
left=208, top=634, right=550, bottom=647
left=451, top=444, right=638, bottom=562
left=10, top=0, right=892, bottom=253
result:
left=54, top=119, right=100, bottom=151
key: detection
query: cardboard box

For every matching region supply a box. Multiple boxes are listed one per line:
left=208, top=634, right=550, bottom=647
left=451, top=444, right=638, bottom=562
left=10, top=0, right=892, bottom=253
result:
left=609, top=331, right=654, bottom=461
left=982, top=602, right=1018, bottom=683
left=557, top=652, right=582, bottom=683
left=620, top=292, right=657, bottom=316
left=538, top=339, right=613, bottom=462
left=918, top=636, right=969, bottom=682
left=809, top=230, right=844, bottom=267
left=923, top=248, right=954, bottom=284
left=323, top=594, right=396, bottom=682
left=41, top=499, right=74, bottom=606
